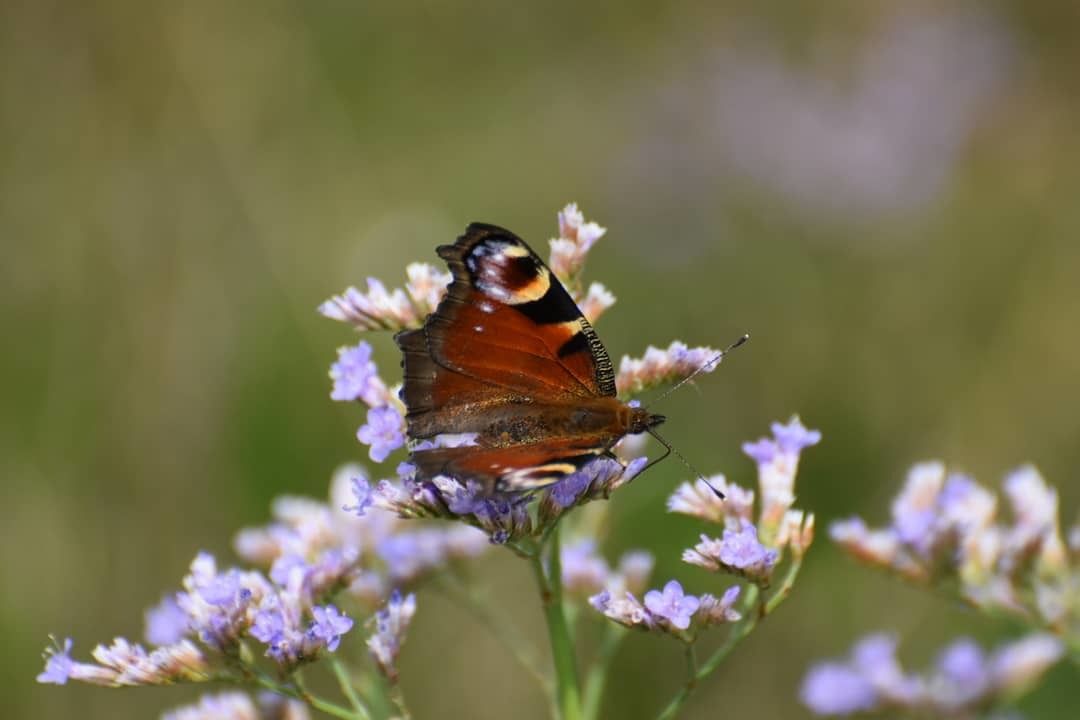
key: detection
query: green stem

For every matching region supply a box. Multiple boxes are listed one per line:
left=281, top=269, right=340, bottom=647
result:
left=582, top=624, right=626, bottom=720
left=247, top=672, right=366, bottom=720
left=655, top=555, right=805, bottom=720
left=532, top=525, right=584, bottom=720
left=328, top=657, right=373, bottom=720
left=436, top=571, right=552, bottom=694
left=388, top=681, right=412, bottom=720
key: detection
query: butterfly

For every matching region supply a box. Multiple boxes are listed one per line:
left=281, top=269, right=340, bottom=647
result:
left=394, top=223, right=666, bottom=494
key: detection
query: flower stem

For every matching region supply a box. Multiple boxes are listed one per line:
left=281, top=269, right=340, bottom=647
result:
left=435, top=571, right=552, bottom=694
left=328, top=656, right=373, bottom=720
left=655, top=555, right=805, bottom=720
left=582, top=624, right=626, bottom=720
left=532, top=524, right=584, bottom=720
left=246, top=670, right=366, bottom=720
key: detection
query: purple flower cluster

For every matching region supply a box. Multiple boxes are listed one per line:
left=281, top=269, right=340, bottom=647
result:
left=366, top=590, right=417, bottom=683
left=350, top=455, right=650, bottom=545
left=560, top=538, right=654, bottom=598
left=588, top=417, right=818, bottom=644
left=36, top=635, right=210, bottom=688
left=683, top=521, right=779, bottom=585
left=234, top=464, right=489, bottom=602
left=318, top=263, right=450, bottom=333
left=830, top=462, right=1077, bottom=625
left=615, top=341, right=723, bottom=398
left=801, top=632, right=1064, bottom=717
left=161, top=691, right=310, bottom=720
left=37, top=550, right=357, bottom=685
left=589, top=581, right=741, bottom=637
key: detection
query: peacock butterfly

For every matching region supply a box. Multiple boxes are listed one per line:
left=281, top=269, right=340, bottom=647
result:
left=394, top=223, right=666, bottom=494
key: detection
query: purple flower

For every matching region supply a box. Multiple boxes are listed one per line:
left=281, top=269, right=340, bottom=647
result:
left=269, top=554, right=308, bottom=587
left=329, top=341, right=382, bottom=404
left=934, top=638, right=989, bottom=707
left=644, top=580, right=700, bottom=630
left=561, top=540, right=611, bottom=595
left=343, top=475, right=374, bottom=517
left=770, top=417, right=822, bottom=455
left=741, top=438, right=779, bottom=465
left=356, top=406, right=405, bottom=463
left=367, top=591, right=417, bottom=682
left=800, top=662, right=878, bottom=715
left=250, top=598, right=286, bottom=645
left=196, top=570, right=245, bottom=608
left=37, top=637, right=74, bottom=685
left=309, top=604, right=353, bottom=652
left=718, top=521, right=779, bottom=572
left=144, top=595, right=189, bottom=646
left=550, top=470, right=593, bottom=508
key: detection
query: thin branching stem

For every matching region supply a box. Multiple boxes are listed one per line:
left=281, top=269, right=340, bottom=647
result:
left=435, top=571, right=552, bottom=693
left=655, top=555, right=805, bottom=720
left=328, top=656, right=373, bottom=720
left=582, top=624, right=627, bottom=720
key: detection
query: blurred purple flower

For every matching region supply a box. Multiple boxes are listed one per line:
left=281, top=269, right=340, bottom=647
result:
left=144, top=595, right=188, bottom=647
left=800, top=662, right=878, bottom=716
left=357, top=406, right=405, bottom=463
left=933, top=638, right=989, bottom=708
left=309, top=604, right=353, bottom=652
left=37, top=637, right=74, bottom=685
left=329, top=342, right=384, bottom=406
left=367, top=590, right=417, bottom=683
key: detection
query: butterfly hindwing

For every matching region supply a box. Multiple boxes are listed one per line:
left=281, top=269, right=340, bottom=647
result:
left=410, top=437, right=608, bottom=491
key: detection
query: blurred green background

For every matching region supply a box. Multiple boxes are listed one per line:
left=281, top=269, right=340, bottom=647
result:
left=4, top=1, right=1080, bottom=718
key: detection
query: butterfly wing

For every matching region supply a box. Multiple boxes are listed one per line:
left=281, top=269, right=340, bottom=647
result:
left=395, top=223, right=620, bottom=490
left=410, top=437, right=610, bottom=491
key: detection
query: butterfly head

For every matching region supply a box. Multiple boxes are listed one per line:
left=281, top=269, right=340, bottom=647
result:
left=628, top=405, right=666, bottom=435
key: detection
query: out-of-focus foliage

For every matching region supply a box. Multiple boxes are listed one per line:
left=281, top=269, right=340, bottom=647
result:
left=4, top=1, right=1079, bottom=718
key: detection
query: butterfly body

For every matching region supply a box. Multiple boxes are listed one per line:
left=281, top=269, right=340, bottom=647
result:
left=395, top=223, right=664, bottom=493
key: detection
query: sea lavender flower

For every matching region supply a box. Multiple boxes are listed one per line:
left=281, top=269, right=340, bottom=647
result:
left=644, top=580, right=700, bottom=631
left=801, top=633, right=1064, bottom=717
left=329, top=341, right=391, bottom=407
left=309, top=604, right=354, bottom=652
left=743, top=416, right=821, bottom=535
left=144, top=594, right=189, bottom=647
left=615, top=341, right=721, bottom=397
left=683, top=520, right=779, bottom=585
left=37, top=637, right=75, bottom=685
left=800, top=662, right=879, bottom=716
left=549, top=202, right=607, bottom=286
left=561, top=539, right=612, bottom=596
left=696, top=586, right=743, bottom=626
left=161, top=691, right=311, bottom=720
left=318, top=278, right=422, bottom=332
left=367, top=590, right=417, bottom=683
left=588, top=590, right=653, bottom=630
left=667, top=474, right=754, bottom=527
left=36, top=636, right=212, bottom=687
left=829, top=462, right=1074, bottom=627
left=577, top=282, right=616, bottom=323
left=356, top=405, right=406, bottom=463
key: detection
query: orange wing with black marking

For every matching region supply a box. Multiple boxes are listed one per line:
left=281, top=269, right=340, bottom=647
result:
left=394, top=224, right=622, bottom=491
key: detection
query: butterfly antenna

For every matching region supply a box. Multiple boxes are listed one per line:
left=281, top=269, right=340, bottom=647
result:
left=647, top=333, right=750, bottom=409
left=646, top=428, right=725, bottom=500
